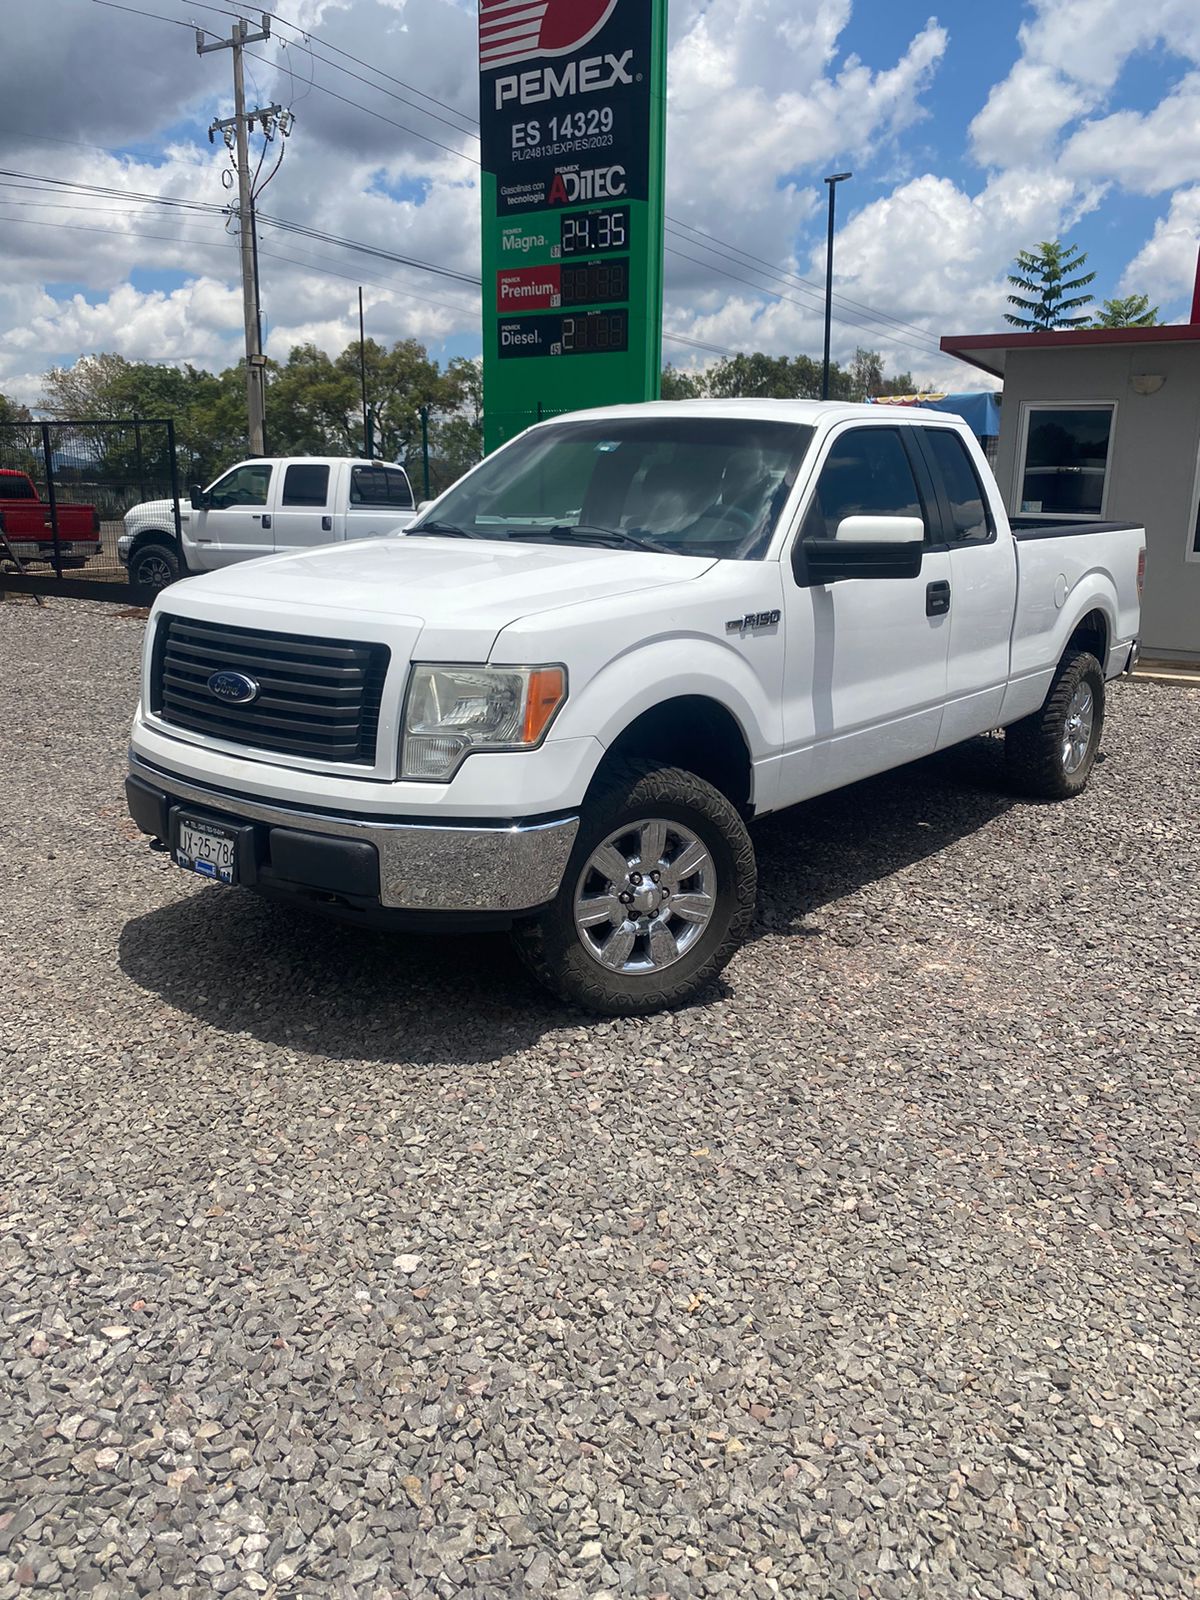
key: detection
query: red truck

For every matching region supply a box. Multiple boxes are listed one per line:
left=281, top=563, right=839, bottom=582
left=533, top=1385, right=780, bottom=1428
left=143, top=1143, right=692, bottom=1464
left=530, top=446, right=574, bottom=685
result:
left=0, top=469, right=102, bottom=568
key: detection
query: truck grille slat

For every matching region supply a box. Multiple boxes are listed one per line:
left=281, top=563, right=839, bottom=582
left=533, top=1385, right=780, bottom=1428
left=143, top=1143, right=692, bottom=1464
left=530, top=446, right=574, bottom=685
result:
left=152, top=616, right=389, bottom=765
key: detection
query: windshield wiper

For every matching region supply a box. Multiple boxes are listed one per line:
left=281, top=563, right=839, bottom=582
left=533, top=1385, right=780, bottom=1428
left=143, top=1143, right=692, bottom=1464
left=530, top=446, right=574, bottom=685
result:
left=409, top=520, right=478, bottom=539
left=515, top=522, right=678, bottom=556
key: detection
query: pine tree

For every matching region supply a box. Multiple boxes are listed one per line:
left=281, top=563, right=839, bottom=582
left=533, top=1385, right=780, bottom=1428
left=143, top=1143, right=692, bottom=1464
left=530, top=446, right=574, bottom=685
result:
left=1004, top=241, right=1096, bottom=330
left=1091, top=293, right=1158, bottom=329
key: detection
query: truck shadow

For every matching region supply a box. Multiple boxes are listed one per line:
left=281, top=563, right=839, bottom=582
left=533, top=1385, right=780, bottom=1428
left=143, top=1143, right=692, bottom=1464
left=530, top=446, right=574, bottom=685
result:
left=117, top=736, right=1015, bottom=1065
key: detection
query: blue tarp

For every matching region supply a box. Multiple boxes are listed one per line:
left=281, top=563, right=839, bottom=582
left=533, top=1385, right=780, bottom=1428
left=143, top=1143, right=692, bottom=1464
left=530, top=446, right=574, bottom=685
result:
left=867, top=391, right=1001, bottom=438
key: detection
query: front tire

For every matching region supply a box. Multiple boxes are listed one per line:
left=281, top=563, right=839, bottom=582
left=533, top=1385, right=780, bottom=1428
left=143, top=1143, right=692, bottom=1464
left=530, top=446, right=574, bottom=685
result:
left=1005, top=648, right=1105, bottom=799
left=129, top=540, right=179, bottom=596
left=512, top=759, right=756, bottom=1015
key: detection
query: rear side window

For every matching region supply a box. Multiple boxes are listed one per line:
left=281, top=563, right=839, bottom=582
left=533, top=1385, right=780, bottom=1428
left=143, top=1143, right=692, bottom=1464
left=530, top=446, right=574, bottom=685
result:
left=923, top=429, right=992, bottom=543
left=0, top=474, right=36, bottom=500
left=801, top=427, right=924, bottom=541
left=351, top=466, right=414, bottom=509
left=282, top=464, right=330, bottom=507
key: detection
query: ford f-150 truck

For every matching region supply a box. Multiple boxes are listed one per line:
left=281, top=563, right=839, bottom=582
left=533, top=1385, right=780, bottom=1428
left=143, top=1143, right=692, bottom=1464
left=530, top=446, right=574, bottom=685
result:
left=126, top=401, right=1144, bottom=1015
left=0, top=469, right=102, bottom=567
left=118, top=456, right=417, bottom=593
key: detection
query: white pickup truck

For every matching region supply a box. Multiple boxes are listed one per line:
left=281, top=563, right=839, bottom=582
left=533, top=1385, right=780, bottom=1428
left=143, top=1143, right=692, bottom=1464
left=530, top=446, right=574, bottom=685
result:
left=118, top=455, right=417, bottom=593
left=126, top=401, right=1143, bottom=1015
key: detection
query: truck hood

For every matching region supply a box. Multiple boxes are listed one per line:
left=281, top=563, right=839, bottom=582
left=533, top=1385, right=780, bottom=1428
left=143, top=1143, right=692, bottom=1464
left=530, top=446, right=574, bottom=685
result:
left=126, top=496, right=191, bottom=525
left=162, top=535, right=717, bottom=658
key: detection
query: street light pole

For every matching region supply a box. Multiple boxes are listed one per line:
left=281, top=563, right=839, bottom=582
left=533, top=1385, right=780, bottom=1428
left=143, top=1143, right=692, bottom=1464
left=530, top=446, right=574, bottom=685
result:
left=822, top=171, right=852, bottom=402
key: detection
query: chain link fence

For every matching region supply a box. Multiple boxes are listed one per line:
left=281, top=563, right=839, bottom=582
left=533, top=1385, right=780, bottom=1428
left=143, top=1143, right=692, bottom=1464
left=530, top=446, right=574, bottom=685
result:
left=0, top=419, right=181, bottom=594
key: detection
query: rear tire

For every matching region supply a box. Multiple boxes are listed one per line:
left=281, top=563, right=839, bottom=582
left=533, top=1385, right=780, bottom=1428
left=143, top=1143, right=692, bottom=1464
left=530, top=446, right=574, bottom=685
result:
left=129, top=540, right=180, bottom=596
left=1005, top=648, right=1105, bottom=799
left=512, top=759, right=756, bottom=1015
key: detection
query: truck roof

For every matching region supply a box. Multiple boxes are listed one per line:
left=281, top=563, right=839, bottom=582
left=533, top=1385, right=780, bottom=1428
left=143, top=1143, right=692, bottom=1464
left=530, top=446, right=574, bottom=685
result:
left=542, top=398, right=973, bottom=429
left=240, top=456, right=410, bottom=470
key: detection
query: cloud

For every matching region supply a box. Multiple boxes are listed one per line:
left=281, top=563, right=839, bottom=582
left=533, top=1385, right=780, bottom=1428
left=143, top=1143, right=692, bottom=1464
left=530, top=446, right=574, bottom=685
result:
left=969, top=0, right=1200, bottom=168
left=1060, top=74, right=1200, bottom=193
left=1120, top=186, right=1200, bottom=301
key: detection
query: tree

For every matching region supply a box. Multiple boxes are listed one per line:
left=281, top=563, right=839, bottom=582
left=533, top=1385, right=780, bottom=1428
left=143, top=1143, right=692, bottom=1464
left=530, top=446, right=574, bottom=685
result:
left=1091, top=293, right=1158, bottom=329
left=0, top=392, right=32, bottom=423
left=660, top=365, right=706, bottom=400
left=1004, top=241, right=1096, bottom=330
left=428, top=357, right=483, bottom=494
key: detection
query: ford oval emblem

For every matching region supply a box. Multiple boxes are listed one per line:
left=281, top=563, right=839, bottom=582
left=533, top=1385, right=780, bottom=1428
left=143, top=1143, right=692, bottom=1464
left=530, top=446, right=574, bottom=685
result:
left=207, top=670, right=259, bottom=705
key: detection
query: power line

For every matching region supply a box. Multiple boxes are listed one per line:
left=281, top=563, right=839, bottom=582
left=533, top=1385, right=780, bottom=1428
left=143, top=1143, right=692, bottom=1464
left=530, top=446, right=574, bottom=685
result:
left=0, top=168, right=481, bottom=288
left=664, top=244, right=944, bottom=361
left=176, top=0, right=479, bottom=134
left=666, top=216, right=943, bottom=349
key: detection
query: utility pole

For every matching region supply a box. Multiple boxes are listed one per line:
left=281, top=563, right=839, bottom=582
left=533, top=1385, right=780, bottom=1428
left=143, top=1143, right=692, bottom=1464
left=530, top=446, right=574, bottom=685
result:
left=821, top=171, right=852, bottom=402
left=198, top=13, right=275, bottom=455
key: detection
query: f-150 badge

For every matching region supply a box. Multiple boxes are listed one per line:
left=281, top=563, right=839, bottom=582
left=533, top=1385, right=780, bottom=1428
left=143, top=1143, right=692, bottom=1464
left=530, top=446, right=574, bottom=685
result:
left=726, top=610, right=781, bottom=634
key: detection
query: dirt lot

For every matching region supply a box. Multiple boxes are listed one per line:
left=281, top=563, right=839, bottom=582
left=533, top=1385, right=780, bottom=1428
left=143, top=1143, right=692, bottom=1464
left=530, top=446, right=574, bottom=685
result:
left=1, top=597, right=1197, bottom=1599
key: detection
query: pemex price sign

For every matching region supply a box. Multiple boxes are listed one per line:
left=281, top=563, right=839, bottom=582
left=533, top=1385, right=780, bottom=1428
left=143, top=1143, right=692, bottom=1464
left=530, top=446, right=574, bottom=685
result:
left=478, top=0, right=668, bottom=453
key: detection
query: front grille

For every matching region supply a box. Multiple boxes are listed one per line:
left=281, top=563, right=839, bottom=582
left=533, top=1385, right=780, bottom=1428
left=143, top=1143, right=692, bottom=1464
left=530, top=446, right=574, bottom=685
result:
left=152, top=615, right=389, bottom=765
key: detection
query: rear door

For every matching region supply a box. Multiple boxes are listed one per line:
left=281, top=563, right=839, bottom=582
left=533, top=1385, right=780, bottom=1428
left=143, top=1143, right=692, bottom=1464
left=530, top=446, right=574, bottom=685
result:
left=191, top=462, right=275, bottom=566
left=778, top=423, right=952, bottom=802
left=271, top=461, right=334, bottom=553
left=343, top=464, right=416, bottom=542
left=915, top=426, right=1017, bottom=747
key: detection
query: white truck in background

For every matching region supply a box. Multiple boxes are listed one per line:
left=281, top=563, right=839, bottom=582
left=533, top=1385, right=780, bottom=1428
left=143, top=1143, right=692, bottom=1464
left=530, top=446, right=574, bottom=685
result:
left=118, top=456, right=417, bottom=593
left=126, top=400, right=1144, bottom=1015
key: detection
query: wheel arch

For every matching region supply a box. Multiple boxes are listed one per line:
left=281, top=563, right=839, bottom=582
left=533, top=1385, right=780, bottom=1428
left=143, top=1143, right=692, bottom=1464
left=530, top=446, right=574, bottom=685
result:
left=590, top=694, right=756, bottom=814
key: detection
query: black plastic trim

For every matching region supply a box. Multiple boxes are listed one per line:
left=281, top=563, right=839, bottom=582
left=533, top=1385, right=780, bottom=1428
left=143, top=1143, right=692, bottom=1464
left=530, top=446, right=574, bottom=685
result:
left=1010, top=518, right=1142, bottom=542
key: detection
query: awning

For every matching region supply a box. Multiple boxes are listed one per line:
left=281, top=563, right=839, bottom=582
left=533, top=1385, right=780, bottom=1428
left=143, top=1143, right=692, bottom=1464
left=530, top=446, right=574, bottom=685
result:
left=867, top=391, right=1001, bottom=437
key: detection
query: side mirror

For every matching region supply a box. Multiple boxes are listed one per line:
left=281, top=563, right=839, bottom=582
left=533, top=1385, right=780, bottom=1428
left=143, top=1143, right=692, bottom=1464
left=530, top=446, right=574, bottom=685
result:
left=416, top=500, right=434, bottom=513
left=802, top=515, right=924, bottom=584
left=835, top=515, right=924, bottom=546
left=189, top=483, right=208, bottom=509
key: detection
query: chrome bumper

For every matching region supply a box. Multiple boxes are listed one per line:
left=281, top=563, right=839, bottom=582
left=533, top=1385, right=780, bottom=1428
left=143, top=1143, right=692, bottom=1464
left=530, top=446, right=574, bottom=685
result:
left=129, top=754, right=579, bottom=913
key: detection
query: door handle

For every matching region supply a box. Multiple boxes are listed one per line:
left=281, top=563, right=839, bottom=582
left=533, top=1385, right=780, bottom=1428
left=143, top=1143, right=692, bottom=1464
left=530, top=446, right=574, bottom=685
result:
left=322, top=515, right=332, bottom=532
left=262, top=514, right=271, bottom=530
left=926, top=579, right=951, bottom=616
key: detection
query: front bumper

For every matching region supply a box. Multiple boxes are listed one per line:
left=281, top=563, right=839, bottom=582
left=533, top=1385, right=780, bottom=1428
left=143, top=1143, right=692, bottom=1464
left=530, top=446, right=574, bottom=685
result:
left=117, top=534, right=132, bottom=567
left=127, top=754, right=579, bottom=919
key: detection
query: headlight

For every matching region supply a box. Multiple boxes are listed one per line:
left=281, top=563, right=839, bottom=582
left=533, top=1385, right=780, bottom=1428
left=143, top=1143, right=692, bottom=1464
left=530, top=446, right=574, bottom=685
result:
left=401, top=663, right=566, bottom=781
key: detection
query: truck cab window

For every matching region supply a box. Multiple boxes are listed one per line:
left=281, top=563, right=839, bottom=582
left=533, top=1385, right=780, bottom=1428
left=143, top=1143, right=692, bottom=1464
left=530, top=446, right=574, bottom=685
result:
left=923, top=428, right=993, bottom=543
left=282, top=464, right=330, bottom=507
left=801, top=427, right=925, bottom=541
left=351, top=467, right=414, bottom=508
left=207, top=463, right=272, bottom=509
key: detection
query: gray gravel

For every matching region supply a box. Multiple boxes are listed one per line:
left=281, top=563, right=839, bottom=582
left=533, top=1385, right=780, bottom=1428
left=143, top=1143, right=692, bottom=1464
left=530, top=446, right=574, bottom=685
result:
left=1, top=595, right=1198, bottom=1600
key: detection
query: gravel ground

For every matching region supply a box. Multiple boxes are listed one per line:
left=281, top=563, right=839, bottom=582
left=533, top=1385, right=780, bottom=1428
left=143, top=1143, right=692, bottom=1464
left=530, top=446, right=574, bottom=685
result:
left=1, top=596, right=1197, bottom=1600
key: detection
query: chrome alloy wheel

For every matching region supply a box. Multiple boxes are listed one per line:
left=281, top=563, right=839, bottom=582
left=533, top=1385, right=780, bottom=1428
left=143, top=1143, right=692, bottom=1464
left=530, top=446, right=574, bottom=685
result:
left=1062, top=680, right=1095, bottom=773
left=573, top=817, right=716, bottom=973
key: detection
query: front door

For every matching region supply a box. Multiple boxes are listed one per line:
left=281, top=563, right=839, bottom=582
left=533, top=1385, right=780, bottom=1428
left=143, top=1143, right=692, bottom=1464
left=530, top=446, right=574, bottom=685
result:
left=192, top=462, right=275, bottom=567
left=914, top=425, right=1018, bottom=748
left=778, top=424, right=952, bottom=804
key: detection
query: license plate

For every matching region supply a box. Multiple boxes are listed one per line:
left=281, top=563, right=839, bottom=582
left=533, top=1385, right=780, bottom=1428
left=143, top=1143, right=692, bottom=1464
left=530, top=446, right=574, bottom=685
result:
left=173, top=813, right=239, bottom=884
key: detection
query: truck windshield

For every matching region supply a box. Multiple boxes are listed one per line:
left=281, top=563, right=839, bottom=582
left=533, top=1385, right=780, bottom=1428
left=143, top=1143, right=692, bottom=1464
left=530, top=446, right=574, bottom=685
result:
left=411, top=416, right=815, bottom=559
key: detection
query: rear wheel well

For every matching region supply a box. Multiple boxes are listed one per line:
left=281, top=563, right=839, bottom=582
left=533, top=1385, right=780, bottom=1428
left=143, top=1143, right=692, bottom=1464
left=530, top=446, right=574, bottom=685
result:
left=597, top=697, right=754, bottom=814
left=1068, top=608, right=1108, bottom=668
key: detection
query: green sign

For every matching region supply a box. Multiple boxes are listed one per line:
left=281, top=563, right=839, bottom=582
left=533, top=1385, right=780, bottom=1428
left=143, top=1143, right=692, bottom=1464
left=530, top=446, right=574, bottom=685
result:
left=478, top=0, right=667, bottom=453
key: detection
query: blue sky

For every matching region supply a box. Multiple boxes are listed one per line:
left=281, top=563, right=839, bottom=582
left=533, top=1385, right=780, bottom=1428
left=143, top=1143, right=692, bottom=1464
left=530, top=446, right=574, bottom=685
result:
left=2, top=0, right=1199, bottom=401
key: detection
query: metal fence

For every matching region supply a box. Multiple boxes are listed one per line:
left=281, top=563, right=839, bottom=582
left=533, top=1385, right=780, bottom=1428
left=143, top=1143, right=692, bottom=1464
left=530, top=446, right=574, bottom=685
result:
left=0, top=419, right=181, bottom=594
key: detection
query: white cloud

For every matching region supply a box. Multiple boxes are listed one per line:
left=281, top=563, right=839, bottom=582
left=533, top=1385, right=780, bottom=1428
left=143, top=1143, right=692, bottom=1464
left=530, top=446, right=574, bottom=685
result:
left=1120, top=186, right=1200, bottom=301
left=1060, top=74, right=1200, bottom=193
left=970, top=0, right=1200, bottom=167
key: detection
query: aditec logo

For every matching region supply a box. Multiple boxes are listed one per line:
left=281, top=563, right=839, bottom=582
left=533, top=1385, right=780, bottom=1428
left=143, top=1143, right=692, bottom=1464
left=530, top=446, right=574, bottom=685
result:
left=479, top=0, right=619, bottom=71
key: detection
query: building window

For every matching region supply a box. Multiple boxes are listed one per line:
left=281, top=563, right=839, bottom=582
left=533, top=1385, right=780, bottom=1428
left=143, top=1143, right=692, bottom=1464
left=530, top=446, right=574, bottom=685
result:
left=1017, top=403, right=1115, bottom=519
